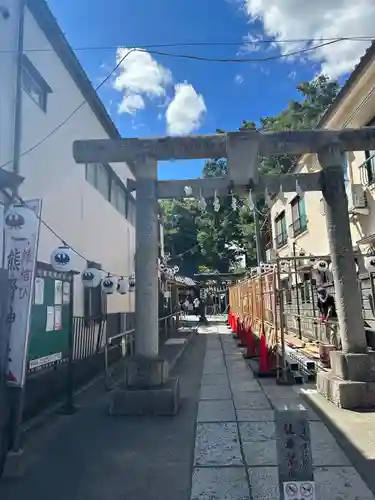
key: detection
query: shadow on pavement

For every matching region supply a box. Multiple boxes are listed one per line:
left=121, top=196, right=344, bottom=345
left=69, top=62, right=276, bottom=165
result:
left=301, top=390, right=375, bottom=497
left=0, top=336, right=207, bottom=500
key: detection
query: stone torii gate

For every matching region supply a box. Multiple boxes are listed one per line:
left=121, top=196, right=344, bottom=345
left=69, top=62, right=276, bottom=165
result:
left=73, top=128, right=375, bottom=411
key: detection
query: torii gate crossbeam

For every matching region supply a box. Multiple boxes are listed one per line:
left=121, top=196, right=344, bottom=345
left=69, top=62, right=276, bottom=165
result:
left=73, top=127, right=375, bottom=411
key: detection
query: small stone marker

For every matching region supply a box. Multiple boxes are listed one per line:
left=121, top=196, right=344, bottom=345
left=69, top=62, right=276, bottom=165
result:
left=275, top=409, right=314, bottom=497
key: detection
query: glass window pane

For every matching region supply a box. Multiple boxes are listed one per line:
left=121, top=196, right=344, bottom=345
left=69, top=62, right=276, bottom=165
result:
left=110, top=179, right=118, bottom=206
left=22, top=67, right=46, bottom=111
left=117, top=187, right=126, bottom=215
left=291, top=201, right=299, bottom=221
left=298, top=198, right=306, bottom=218
left=281, top=216, right=286, bottom=233
left=97, top=164, right=109, bottom=200
left=86, top=163, right=97, bottom=187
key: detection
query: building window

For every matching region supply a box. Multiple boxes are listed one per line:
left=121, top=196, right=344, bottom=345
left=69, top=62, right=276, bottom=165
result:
left=85, top=163, right=135, bottom=225
left=85, top=163, right=110, bottom=200
left=364, top=118, right=375, bottom=185
left=22, top=55, right=51, bottom=112
left=343, top=152, right=350, bottom=184
left=127, top=195, right=136, bottom=226
left=97, top=163, right=110, bottom=200
left=290, top=196, right=307, bottom=237
left=274, top=211, right=287, bottom=248
left=111, top=179, right=126, bottom=216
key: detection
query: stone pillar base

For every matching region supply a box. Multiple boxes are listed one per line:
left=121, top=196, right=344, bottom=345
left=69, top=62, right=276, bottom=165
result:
left=109, top=357, right=180, bottom=416
left=124, top=356, right=169, bottom=388
left=109, top=377, right=180, bottom=416
left=317, top=351, right=375, bottom=409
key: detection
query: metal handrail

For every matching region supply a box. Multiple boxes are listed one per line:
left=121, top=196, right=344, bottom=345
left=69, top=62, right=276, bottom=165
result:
left=282, top=311, right=338, bottom=325
left=107, top=311, right=181, bottom=344
left=104, top=311, right=182, bottom=390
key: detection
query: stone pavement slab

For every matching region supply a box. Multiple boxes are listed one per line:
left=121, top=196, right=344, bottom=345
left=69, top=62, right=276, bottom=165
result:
left=194, top=422, right=243, bottom=466
left=0, top=335, right=207, bottom=500
left=197, top=400, right=236, bottom=422
left=248, top=466, right=280, bottom=500
left=315, top=466, right=375, bottom=500
left=238, top=421, right=276, bottom=441
left=201, top=374, right=229, bottom=388
left=191, top=467, right=250, bottom=500
left=190, top=319, right=375, bottom=500
left=199, top=385, right=232, bottom=400
left=233, top=392, right=271, bottom=410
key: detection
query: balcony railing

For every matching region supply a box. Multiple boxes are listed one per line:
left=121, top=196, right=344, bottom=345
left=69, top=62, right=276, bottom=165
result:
left=289, top=215, right=308, bottom=237
left=275, top=232, right=288, bottom=249
left=358, top=151, right=375, bottom=186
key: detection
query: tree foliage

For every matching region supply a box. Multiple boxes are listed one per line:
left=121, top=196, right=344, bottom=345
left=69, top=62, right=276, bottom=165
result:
left=161, top=75, right=340, bottom=276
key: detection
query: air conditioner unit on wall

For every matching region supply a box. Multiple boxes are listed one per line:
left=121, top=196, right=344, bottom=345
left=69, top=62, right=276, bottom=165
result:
left=346, top=183, right=369, bottom=215
left=266, top=248, right=277, bottom=263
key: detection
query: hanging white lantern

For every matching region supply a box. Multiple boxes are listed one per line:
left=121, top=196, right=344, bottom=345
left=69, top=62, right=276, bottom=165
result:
left=166, top=268, right=174, bottom=280
left=50, top=245, right=75, bottom=273
left=314, top=260, right=328, bottom=272
left=101, top=274, right=117, bottom=295
left=304, top=257, right=316, bottom=267
left=364, top=256, right=375, bottom=274
left=4, top=203, right=37, bottom=240
left=117, top=277, right=128, bottom=295
left=128, top=275, right=136, bottom=292
left=82, top=267, right=102, bottom=288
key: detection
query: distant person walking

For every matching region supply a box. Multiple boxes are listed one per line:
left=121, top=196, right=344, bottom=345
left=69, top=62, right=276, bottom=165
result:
left=193, top=297, right=200, bottom=316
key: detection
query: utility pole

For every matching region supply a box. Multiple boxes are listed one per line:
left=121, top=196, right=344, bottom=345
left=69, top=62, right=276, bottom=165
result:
left=0, top=0, right=25, bottom=194
left=12, top=0, right=25, bottom=196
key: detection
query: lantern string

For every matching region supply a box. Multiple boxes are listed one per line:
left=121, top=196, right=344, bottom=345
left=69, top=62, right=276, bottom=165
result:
left=13, top=190, right=267, bottom=279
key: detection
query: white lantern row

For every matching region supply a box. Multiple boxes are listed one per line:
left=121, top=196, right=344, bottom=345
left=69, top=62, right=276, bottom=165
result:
left=50, top=247, right=136, bottom=293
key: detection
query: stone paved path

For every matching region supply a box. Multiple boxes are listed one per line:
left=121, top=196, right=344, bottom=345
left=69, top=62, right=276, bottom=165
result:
left=191, top=322, right=375, bottom=500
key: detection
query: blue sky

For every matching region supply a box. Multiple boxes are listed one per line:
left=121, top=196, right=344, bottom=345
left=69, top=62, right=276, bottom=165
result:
left=46, top=0, right=374, bottom=180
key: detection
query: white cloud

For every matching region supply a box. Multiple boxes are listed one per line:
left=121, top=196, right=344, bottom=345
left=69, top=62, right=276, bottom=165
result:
left=114, top=48, right=172, bottom=114
left=234, top=74, right=244, bottom=84
left=166, top=83, right=207, bottom=135
left=118, top=94, right=145, bottom=114
left=243, top=0, right=375, bottom=78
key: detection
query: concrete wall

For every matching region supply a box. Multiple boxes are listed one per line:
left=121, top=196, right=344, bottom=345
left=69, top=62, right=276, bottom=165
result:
left=0, top=4, right=135, bottom=316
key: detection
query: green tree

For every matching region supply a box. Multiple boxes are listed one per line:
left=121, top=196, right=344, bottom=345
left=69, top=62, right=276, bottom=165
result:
left=161, top=74, right=340, bottom=277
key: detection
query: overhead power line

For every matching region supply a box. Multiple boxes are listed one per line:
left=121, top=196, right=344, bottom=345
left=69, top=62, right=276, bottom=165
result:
left=0, top=35, right=372, bottom=53
left=0, top=38, right=358, bottom=171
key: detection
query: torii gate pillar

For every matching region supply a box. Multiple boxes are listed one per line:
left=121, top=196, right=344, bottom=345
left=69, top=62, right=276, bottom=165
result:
left=74, top=128, right=375, bottom=411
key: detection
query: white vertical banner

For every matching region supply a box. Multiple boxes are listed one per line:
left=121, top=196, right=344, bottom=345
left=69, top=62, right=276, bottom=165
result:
left=3, top=199, right=42, bottom=387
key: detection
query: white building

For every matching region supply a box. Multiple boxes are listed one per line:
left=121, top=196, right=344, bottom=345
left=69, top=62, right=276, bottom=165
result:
left=0, top=0, right=136, bottom=331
